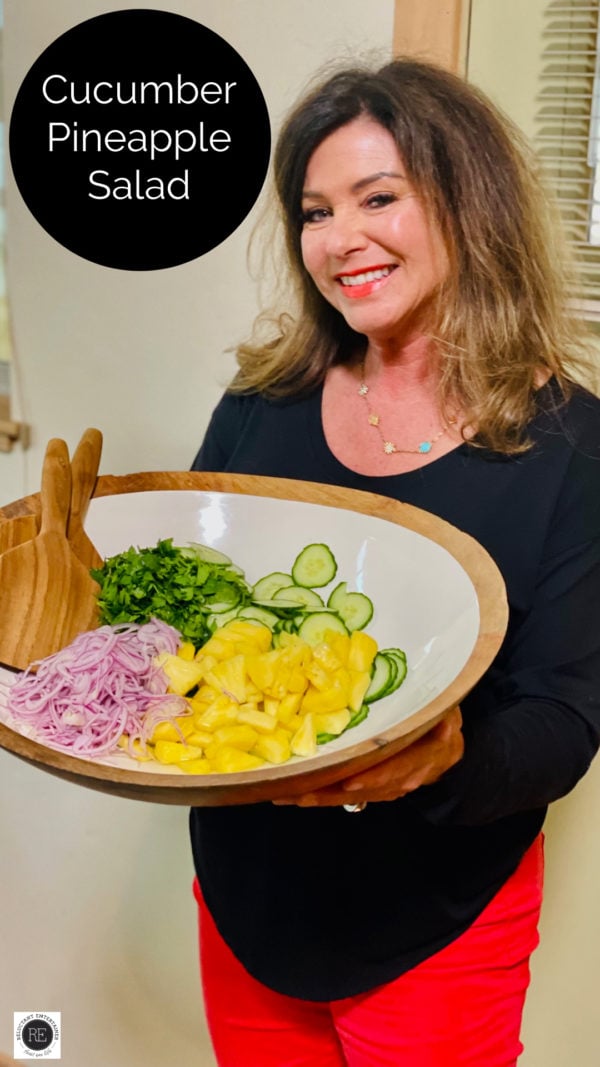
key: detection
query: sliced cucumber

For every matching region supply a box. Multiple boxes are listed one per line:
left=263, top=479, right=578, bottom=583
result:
left=381, top=649, right=407, bottom=694
left=205, top=592, right=243, bottom=612
left=334, top=591, right=373, bottom=632
left=252, top=571, right=293, bottom=601
left=291, top=607, right=339, bottom=632
left=252, top=598, right=298, bottom=612
left=327, top=581, right=347, bottom=610
left=327, top=582, right=373, bottom=631
left=364, top=650, right=407, bottom=702
left=206, top=607, right=240, bottom=631
left=236, top=605, right=280, bottom=629
left=292, top=543, right=337, bottom=589
left=292, top=606, right=338, bottom=615
left=365, top=653, right=394, bottom=702
left=274, top=585, right=324, bottom=608
left=184, top=542, right=232, bottom=565
left=224, top=563, right=247, bottom=578
left=297, top=612, right=348, bottom=646
left=346, top=704, right=370, bottom=730
left=271, top=623, right=299, bottom=647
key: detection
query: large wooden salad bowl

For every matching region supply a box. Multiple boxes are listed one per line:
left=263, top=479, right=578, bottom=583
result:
left=0, top=472, right=508, bottom=805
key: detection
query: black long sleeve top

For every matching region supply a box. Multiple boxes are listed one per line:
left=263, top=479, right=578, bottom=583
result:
left=189, top=380, right=600, bottom=1000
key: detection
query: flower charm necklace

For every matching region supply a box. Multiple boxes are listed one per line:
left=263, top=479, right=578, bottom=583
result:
left=358, top=359, right=455, bottom=456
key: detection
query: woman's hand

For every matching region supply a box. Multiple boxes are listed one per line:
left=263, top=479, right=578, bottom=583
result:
left=273, top=705, right=464, bottom=808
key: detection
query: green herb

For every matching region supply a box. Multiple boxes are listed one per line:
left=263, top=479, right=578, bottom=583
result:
left=91, top=539, right=252, bottom=648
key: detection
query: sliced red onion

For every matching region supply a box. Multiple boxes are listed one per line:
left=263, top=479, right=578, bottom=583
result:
left=6, top=619, right=189, bottom=758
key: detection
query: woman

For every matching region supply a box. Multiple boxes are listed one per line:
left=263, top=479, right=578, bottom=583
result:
left=190, top=58, right=600, bottom=1065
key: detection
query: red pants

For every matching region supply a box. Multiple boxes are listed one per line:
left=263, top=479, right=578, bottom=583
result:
left=194, top=836, right=543, bottom=1067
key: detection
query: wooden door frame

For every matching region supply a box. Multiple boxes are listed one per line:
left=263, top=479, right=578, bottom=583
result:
left=393, top=0, right=470, bottom=73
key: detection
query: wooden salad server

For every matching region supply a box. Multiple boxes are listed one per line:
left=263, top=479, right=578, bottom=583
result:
left=0, top=438, right=100, bottom=670
left=67, top=427, right=104, bottom=571
left=0, top=513, right=39, bottom=556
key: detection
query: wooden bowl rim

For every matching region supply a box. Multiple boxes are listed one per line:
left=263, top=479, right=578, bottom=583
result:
left=0, top=471, right=508, bottom=805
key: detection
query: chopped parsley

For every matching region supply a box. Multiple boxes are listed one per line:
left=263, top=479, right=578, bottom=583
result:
left=91, top=538, right=251, bottom=648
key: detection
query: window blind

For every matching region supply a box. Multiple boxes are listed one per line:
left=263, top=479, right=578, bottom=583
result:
left=534, top=0, right=600, bottom=315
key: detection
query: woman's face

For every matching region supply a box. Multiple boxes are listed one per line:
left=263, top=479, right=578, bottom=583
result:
left=300, top=116, right=449, bottom=348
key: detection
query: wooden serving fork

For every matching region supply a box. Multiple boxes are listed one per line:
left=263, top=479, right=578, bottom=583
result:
left=0, top=438, right=99, bottom=669
left=67, top=427, right=104, bottom=570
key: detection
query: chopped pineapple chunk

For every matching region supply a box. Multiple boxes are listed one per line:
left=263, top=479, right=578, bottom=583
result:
left=277, top=692, right=303, bottom=723
left=348, top=670, right=372, bottom=712
left=323, top=631, right=351, bottom=665
left=177, top=641, right=196, bottom=661
left=252, top=731, right=291, bottom=764
left=178, top=758, right=212, bottom=775
left=301, top=676, right=349, bottom=713
left=290, top=713, right=317, bottom=757
left=155, top=653, right=204, bottom=696
left=210, top=747, right=266, bottom=773
left=136, top=616, right=385, bottom=776
left=314, top=709, right=352, bottom=736
left=206, top=724, right=259, bottom=754
left=204, top=654, right=247, bottom=703
left=347, top=631, right=378, bottom=672
left=154, top=740, right=204, bottom=764
left=236, top=708, right=278, bottom=733
left=117, top=735, right=153, bottom=760
left=215, top=620, right=272, bottom=652
left=312, top=642, right=345, bottom=673
left=150, top=716, right=195, bottom=743
left=193, top=698, right=241, bottom=731
left=186, top=728, right=216, bottom=747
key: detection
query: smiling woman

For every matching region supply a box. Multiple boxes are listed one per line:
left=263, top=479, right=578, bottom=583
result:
left=298, top=117, right=454, bottom=474
left=189, top=55, right=600, bottom=1067
left=233, top=58, right=594, bottom=457
left=299, top=118, right=449, bottom=348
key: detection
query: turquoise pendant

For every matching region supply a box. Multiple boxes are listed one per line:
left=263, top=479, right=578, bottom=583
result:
left=418, top=441, right=432, bottom=454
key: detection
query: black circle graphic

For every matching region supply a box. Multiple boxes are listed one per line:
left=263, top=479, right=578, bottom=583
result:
left=9, top=9, right=271, bottom=270
left=20, top=1017, right=54, bottom=1051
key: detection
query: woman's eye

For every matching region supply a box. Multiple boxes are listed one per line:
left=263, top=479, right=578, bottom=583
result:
left=365, top=192, right=397, bottom=209
left=301, top=206, right=331, bottom=225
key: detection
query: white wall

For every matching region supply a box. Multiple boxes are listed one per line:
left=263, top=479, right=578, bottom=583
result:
left=0, top=3, right=394, bottom=1065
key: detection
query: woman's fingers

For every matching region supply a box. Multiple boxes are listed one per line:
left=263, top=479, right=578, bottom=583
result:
left=344, top=706, right=464, bottom=796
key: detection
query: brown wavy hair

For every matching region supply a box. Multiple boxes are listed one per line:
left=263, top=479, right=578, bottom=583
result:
left=231, top=57, right=596, bottom=452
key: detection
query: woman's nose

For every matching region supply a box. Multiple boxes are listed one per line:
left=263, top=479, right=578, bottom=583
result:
left=325, top=209, right=368, bottom=258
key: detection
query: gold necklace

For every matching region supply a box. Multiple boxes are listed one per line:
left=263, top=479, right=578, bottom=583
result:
left=357, top=359, right=455, bottom=456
